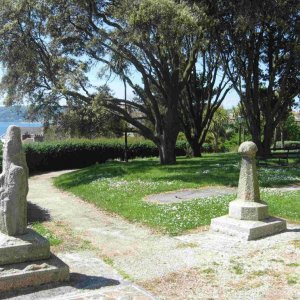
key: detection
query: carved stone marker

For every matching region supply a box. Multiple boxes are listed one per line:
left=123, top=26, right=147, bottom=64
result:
left=0, top=126, right=28, bottom=235
left=0, top=126, right=69, bottom=293
left=210, top=141, right=287, bottom=240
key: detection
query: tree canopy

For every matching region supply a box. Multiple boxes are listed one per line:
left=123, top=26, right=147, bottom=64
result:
left=0, top=0, right=299, bottom=162
left=212, top=0, right=300, bottom=156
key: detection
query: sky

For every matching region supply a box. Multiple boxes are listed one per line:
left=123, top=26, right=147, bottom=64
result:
left=87, top=65, right=240, bottom=109
left=0, top=64, right=240, bottom=109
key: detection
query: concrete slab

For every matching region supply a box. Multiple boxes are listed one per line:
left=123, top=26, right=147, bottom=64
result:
left=0, top=229, right=50, bottom=266
left=145, top=186, right=235, bottom=204
left=0, top=254, right=69, bottom=292
left=210, top=215, right=287, bottom=240
left=229, top=200, right=268, bottom=220
left=0, top=252, right=157, bottom=300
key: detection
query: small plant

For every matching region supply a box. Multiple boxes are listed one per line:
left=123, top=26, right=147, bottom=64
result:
left=176, top=242, right=198, bottom=249
left=78, top=240, right=93, bottom=251
left=31, top=222, right=62, bottom=246
left=286, top=263, right=300, bottom=267
left=232, top=264, right=244, bottom=275
left=270, top=258, right=285, bottom=263
left=202, top=268, right=215, bottom=275
left=290, top=240, right=300, bottom=249
left=287, top=275, right=298, bottom=285
left=102, top=256, right=114, bottom=266
left=251, top=270, right=268, bottom=277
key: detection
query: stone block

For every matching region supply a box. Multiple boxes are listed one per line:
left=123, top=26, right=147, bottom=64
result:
left=210, top=215, right=287, bottom=240
left=0, top=254, right=69, bottom=292
left=0, top=229, right=50, bottom=266
left=229, top=200, right=268, bottom=221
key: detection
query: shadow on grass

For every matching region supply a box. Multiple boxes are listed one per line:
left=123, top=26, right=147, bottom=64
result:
left=54, top=154, right=240, bottom=189
left=54, top=153, right=300, bottom=190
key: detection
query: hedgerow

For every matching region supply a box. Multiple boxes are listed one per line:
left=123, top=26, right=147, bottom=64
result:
left=0, top=138, right=187, bottom=173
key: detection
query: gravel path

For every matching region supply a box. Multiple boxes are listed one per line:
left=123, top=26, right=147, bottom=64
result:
left=8, top=170, right=299, bottom=299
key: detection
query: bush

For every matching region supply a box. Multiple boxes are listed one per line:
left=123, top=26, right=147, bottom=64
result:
left=274, top=141, right=300, bottom=149
left=1, top=138, right=231, bottom=173
left=0, top=138, right=187, bottom=173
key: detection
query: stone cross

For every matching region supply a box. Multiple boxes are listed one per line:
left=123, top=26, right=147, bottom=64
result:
left=0, top=126, right=28, bottom=236
left=229, top=141, right=268, bottom=221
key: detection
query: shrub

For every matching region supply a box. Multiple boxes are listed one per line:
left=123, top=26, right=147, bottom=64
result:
left=0, top=139, right=187, bottom=173
left=274, top=141, right=300, bottom=149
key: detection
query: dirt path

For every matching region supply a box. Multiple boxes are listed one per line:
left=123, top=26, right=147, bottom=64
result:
left=13, top=171, right=300, bottom=299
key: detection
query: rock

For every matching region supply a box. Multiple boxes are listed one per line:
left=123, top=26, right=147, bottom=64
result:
left=0, top=126, right=70, bottom=292
left=23, top=263, right=49, bottom=272
left=0, top=126, right=29, bottom=236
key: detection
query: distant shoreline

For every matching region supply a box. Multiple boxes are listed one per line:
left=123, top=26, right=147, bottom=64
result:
left=0, top=122, right=43, bottom=136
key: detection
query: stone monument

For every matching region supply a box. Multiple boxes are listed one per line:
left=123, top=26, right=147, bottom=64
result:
left=0, top=126, right=69, bottom=292
left=210, top=141, right=287, bottom=240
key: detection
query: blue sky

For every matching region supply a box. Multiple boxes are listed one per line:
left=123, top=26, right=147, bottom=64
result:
left=101, top=78, right=240, bottom=109
left=0, top=65, right=240, bottom=109
left=87, top=65, right=240, bottom=109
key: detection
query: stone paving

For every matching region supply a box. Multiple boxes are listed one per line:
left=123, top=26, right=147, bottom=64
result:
left=1, top=251, right=157, bottom=300
left=145, top=186, right=235, bottom=204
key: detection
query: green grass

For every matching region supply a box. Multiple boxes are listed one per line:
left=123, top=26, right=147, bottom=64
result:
left=53, top=153, right=300, bottom=235
left=31, top=223, right=62, bottom=246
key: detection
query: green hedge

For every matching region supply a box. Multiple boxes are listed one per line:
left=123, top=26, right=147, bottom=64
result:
left=0, top=139, right=187, bottom=173
left=274, top=141, right=300, bottom=149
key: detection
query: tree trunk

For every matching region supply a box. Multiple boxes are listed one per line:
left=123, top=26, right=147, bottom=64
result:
left=158, top=136, right=177, bottom=164
left=157, top=106, right=180, bottom=164
left=254, top=127, right=273, bottom=158
left=191, top=144, right=202, bottom=157
left=190, top=140, right=202, bottom=157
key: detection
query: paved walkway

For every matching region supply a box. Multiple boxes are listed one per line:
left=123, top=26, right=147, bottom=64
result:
left=3, top=171, right=299, bottom=299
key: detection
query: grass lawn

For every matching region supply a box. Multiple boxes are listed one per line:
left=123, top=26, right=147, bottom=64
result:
left=54, top=153, right=300, bottom=235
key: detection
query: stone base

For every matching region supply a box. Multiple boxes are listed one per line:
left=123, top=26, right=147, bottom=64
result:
left=0, top=254, right=69, bottom=292
left=210, top=215, right=287, bottom=240
left=0, top=229, right=50, bottom=265
left=229, top=200, right=268, bottom=221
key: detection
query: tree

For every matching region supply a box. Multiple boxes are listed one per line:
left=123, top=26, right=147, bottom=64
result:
left=0, top=0, right=208, bottom=164
left=179, top=47, right=231, bottom=157
left=282, top=112, right=300, bottom=142
left=212, top=0, right=300, bottom=157
left=208, top=106, right=229, bottom=152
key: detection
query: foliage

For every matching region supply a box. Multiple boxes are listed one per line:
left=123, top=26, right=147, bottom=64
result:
left=208, top=106, right=229, bottom=151
left=274, top=140, right=300, bottom=149
left=283, top=114, right=300, bottom=141
left=214, top=0, right=300, bottom=156
left=31, top=222, right=62, bottom=246
left=0, top=0, right=209, bottom=164
left=179, top=47, right=231, bottom=157
left=49, top=100, right=124, bottom=139
left=0, top=138, right=187, bottom=173
left=54, top=154, right=300, bottom=235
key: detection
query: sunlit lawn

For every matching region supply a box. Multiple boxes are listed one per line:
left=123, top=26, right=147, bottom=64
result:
left=54, top=153, right=300, bottom=235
